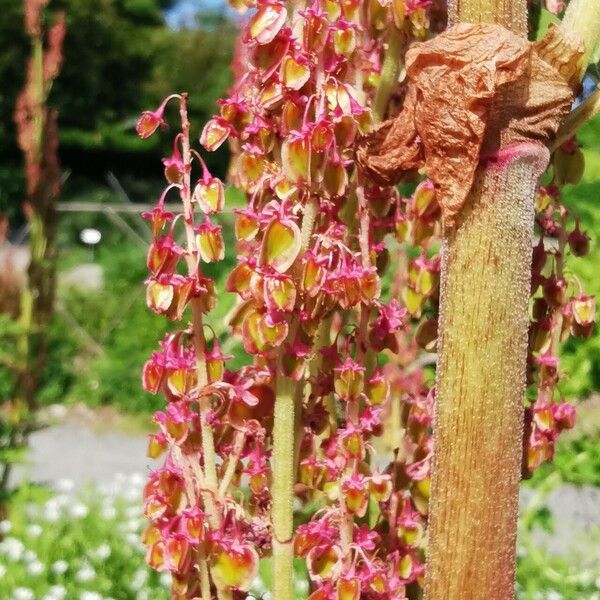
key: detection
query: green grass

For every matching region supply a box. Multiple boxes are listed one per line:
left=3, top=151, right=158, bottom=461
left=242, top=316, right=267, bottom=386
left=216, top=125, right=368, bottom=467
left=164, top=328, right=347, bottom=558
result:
left=0, top=478, right=171, bottom=600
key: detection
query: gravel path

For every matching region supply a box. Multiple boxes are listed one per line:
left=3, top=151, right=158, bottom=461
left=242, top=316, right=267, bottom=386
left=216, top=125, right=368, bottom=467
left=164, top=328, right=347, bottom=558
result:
left=11, top=418, right=157, bottom=491
left=9, top=412, right=600, bottom=559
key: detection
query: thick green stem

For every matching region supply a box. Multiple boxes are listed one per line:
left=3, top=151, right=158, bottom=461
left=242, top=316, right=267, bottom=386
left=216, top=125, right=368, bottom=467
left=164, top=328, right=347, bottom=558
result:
left=447, top=0, right=527, bottom=35
left=373, top=28, right=405, bottom=123
left=270, top=198, right=318, bottom=600
left=561, top=0, right=600, bottom=71
left=424, top=1, right=600, bottom=598
left=425, top=145, right=548, bottom=600
left=271, top=380, right=296, bottom=600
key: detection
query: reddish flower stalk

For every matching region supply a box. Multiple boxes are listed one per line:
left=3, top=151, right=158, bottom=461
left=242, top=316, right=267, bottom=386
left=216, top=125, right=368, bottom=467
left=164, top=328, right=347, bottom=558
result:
left=11, top=0, right=64, bottom=418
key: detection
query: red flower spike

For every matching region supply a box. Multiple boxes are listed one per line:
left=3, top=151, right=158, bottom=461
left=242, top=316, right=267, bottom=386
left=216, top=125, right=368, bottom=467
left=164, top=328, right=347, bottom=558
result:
left=147, top=235, right=183, bottom=276
left=192, top=174, right=225, bottom=215
left=162, top=139, right=185, bottom=184
left=342, top=473, right=369, bottom=517
left=136, top=94, right=179, bottom=139
left=142, top=358, right=165, bottom=394
left=282, top=135, right=311, bottom=182
left=567, top=221, right=590, bottom=257
left=281, top=54, right=311, bottom=90
left=226, top=263, right=255, bottom=299
left=369, top=471, right=392, bottom=503
left=338, top=424, right=365, bottom=460
left=146, top=279, right=175, bottom=315
left=334, top=357, right=365, bottom=402
left=258, top=312, right=289, bottom=347
left=166, top=535, right=192, bottom=573
left=302, top=251, right=327, bottom=297
left=146, top=540, right=167, bottom=571
left=571, top=294, right=595, bottom=338
left=234, top=208, right=260, bottom=241
left=264, top=274, right=297, bottom=312
left=365, top=371, right=389, bottom=405
left=180, top=508, right=205, bottom=544
left=137, top=111, right=165, bottom=140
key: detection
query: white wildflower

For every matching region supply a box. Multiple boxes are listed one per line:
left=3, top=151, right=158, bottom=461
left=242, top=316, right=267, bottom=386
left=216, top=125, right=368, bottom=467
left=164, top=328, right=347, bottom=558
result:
left=24, top=503, right=38, bottom=519
left=79, top=592, right=102, bottom=600
left=44, top=585, right=66, bottom=600
left=23, top=549, right=38, bottom=563
left=126, top=532, right=143, bottom=550
left=75, top=563, right=96, bottom=582
left=43, top=499, right=62, bottom=522
left=0, top=536, right=25, bottom=561
left=131, top=567, right=148, bottom=591
left=56, top=478, right=75, bottom=494
left=129, top=472, right=145, bottom=486
left=52, top=559, right=69, bottom=574
left=69, top=502, right=90, bottom=519
left=90, top=543, right=111, bottom=560
left=0, top=564, right=6, bottom=577
left=12, top=588, right=34, bottom=600
left=123, top=487, right=140, bottom=502
left=0, top=520, right=11, bottom=534
left=26, top=559, right=44, bottom=576
left=26, top=523, right=42, bottom=538
left=126, top=518, right=142, bottom=532
left=159, top=571, right=172, bottom=588
left=101, top=504, right=117, bottom=520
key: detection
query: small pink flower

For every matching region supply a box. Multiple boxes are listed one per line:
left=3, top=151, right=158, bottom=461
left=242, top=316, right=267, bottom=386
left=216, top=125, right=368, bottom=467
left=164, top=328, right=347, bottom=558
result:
left=136, top=95, right=179, bottom=139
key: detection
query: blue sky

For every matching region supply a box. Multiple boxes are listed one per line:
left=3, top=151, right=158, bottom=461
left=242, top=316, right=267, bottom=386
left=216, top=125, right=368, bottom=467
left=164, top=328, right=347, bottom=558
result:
left=165, top=0, right=229, bottom=28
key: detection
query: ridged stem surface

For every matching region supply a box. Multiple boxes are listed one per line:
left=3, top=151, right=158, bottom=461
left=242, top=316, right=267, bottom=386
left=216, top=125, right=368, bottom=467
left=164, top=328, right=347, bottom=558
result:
left=424, top=145, right=548, bottom=600
left=271, top=384, right=296, bottom=600
left=448, top=0, right=527, bottom=35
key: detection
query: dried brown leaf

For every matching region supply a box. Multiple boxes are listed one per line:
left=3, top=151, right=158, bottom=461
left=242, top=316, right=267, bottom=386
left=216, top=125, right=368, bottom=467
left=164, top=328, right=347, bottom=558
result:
left=357, top=23, right=581, bottom=227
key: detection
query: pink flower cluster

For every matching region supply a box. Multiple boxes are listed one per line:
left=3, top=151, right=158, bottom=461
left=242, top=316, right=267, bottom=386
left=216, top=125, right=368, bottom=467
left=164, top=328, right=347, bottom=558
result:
left=525, top=166, right=594, bottom=472
left=134, top=1, right=594, bottom=598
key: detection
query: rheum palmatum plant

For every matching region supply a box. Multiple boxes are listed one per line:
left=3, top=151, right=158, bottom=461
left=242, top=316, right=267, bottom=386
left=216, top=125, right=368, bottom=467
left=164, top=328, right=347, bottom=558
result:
left=136, top=1, right=596, bottom=599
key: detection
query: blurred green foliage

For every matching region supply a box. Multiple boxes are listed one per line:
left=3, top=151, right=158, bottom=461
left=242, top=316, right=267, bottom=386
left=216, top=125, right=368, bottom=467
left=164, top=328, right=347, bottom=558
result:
left=0, top=0, right=234, bottom=219
left=559, top=115, right=600, bottom=399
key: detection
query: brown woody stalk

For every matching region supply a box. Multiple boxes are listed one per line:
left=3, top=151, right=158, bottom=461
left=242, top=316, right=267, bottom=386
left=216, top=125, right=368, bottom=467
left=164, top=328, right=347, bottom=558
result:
left=425, top=145, right=546, bottom=599
left=425, top=1, right=599, bottom=599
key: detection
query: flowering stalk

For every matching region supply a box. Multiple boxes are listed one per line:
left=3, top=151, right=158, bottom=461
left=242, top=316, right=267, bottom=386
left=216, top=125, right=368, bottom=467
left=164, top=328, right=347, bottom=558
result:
left=5, top=0, right=64, bottom=500
left=137, top=1, right=597, bottom=598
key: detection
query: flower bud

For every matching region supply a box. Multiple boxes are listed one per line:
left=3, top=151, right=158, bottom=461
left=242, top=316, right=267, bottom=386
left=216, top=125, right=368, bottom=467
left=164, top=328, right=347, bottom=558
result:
left=334, top=358, right=365, bottom=402
left=571, top=294, right=595, bottom=338
left=567, top=222, right=590, bottom=257
left=553, top=143, right=585, bottom=186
